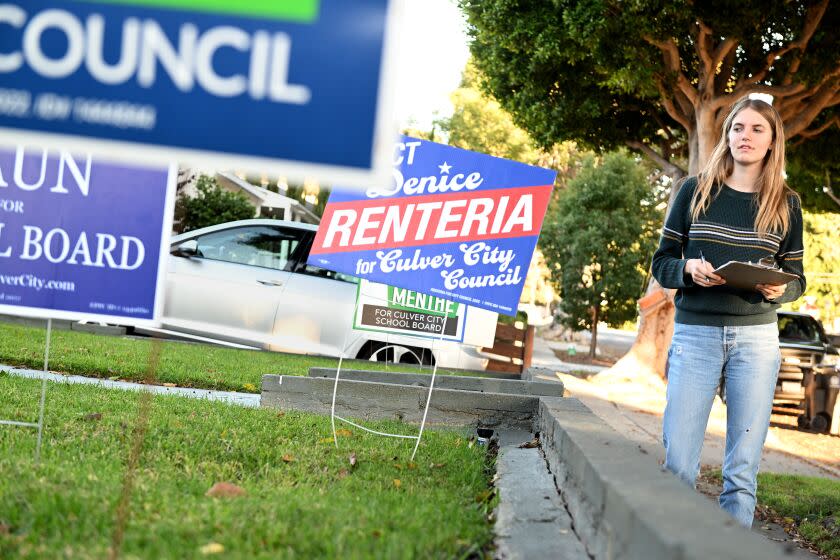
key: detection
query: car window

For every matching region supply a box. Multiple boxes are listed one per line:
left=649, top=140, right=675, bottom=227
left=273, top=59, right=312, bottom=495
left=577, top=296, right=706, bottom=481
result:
left=289, top=232, right=359, bottom=284
left=193, top=226, right=305, bottom=271
left=778, top=315, right=823, bottom=344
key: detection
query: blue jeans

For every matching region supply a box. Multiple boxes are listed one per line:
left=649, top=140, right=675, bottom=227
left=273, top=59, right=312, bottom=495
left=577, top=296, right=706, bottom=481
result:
left=662, top=322, right=781, bottom=528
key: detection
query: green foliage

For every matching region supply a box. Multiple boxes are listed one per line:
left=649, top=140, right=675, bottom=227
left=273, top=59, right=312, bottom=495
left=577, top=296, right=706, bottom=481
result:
left=438, top=62, right=538, bottom=163
left=459, top=0, right=839, bottom=206
left=177, top=174, right=255, bottom=233
left=541, top=152, right=662, bottom=334
left=0, top=377, right=493, bottom=559
left=284, top=184, right=330, bottom=218
left=787, top=129, right=840, bottom=214
left=784, top=211, right=840, bottom=328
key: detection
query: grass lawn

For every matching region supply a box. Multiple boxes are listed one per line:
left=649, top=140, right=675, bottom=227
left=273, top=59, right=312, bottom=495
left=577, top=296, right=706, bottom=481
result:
left=703, top=469, right=839, bottom=558
left=0, top=376, right=495, bottom=559
left=0, top=321, right=474, bottom=394
left=757, top=472, right=840, bottom=559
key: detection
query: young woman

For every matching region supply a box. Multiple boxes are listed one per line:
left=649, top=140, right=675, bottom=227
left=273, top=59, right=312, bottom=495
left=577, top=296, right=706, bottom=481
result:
left=651, top=97, right=805, bottom=528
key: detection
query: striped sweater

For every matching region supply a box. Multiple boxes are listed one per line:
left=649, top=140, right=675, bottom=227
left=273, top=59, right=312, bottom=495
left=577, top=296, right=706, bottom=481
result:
left=652, top=177, right=806, bottom=327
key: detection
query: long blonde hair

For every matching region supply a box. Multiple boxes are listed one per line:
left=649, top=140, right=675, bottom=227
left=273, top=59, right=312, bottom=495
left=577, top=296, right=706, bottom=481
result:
left=691, top=97, right=798, bottom=236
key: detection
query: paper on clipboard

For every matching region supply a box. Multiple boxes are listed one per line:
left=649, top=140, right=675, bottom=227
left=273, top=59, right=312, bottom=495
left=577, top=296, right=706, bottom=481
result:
left=712, top=261, right=799, bottom=290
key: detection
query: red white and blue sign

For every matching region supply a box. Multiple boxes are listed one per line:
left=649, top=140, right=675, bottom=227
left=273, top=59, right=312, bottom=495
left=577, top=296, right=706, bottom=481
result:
left=0, top=146, right=174, bottom=325
left=308, top=137, right=556, bottom=316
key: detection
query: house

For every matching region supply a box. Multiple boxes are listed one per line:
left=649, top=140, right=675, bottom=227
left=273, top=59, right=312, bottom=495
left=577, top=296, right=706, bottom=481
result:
left=214, top=172, right=321, bottom=224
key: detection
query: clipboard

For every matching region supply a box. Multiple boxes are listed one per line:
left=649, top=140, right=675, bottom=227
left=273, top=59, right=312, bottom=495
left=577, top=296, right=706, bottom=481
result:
left=712, top=261, right=799, bottom=290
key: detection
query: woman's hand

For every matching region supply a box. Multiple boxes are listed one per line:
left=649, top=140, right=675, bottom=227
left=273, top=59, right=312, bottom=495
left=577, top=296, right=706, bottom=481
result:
left=756, top=283, right=786, bottom=301
left=684, top=259, right=726, bottom=287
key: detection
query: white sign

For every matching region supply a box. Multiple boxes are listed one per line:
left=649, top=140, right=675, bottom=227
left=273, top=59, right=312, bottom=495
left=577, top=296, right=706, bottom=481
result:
left=353, top=280, right=497, bottom=346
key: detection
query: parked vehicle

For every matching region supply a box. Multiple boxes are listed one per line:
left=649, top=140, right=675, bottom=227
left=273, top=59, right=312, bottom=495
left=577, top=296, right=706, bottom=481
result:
left=160, top=219, right=492, bottom=370
left=774, top=311, right=839, bottom=433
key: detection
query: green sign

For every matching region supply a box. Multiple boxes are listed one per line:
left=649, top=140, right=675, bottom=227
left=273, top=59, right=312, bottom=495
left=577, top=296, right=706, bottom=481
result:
left=85, top=0, right=320, bottom=22
left=387, top=286, right=459, bottom=318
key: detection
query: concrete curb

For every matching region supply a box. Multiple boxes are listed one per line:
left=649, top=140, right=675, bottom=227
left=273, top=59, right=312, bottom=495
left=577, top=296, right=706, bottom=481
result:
left=308, top=368, right=564, bottom=397
left=261, top=375, right=538, bottom=429
left=538, top=398, right=793, bottom=560
left=70, top=322, right=127, bottom=336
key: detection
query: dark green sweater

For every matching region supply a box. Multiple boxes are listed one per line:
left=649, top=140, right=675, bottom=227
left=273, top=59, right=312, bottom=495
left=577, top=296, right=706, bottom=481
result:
left=651, top=177, right=806, bottom=326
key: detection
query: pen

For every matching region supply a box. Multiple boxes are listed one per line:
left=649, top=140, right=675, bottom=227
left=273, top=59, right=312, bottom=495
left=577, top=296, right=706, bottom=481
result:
left=699, top=251, right=710, bottom=283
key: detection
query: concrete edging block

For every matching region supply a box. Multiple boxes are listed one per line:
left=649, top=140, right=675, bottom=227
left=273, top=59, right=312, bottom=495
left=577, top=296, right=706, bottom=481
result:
left=307, top=367, right=564, bottom=397
left=537, top=397, right=793, bottom=560
left=261, top=374, right=539, bottom=429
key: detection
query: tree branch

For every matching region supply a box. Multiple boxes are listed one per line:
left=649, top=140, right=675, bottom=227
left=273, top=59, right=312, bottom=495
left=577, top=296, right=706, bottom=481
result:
left=735, top=0, right=829, bottom=88
left=696, top=21, right=738, bottom=98
left=644, top=35, right=699, bottom=107
left=824, top=170, right=840, bottom=210
left=695, top=21, right=714, bottom=93
left=652, top=111, right=677, bottom=142
left=626, top=140, right=686, bottom=178
left=716, top=45, right=738, bottom=97
left=784, top=79, right=840, bottom=138
left=783, top=0, right=830, bottom=86
left=775, top=70, right=840, bottom=124
left=796, top=116, right=839, bottom=139
left=713, top=82, right=808, bottom=111
left=655, top=79, right=692, bottom=130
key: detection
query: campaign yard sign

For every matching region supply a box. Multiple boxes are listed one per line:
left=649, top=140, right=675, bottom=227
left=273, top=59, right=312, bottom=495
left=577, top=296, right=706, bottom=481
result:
left=0, top=0, right=397, bottom=188
left=354, top=280, right=499, bottom=345
left=309, top=137, right=556, bottom=316
left=0, top=146, right=174, bottom=324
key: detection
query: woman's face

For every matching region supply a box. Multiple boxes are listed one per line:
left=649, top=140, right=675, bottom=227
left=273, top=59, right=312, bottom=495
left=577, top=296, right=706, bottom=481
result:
left=728, top=107, right=774, bottom=166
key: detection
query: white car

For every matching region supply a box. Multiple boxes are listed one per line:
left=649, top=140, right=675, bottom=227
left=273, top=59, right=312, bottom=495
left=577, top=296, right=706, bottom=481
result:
left=161, top=219, right=491, bottom=370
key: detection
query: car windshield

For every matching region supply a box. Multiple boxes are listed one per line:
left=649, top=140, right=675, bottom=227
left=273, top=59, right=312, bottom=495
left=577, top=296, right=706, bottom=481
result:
left=778, top=315, right=823, bottom=344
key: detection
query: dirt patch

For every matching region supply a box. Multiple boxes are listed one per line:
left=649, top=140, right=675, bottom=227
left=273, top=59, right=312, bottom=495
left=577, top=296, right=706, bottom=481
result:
left=552, top=349, right=617, bottom=367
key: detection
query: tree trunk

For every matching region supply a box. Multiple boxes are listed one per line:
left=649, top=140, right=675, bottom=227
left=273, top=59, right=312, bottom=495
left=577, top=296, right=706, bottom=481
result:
left=695, top=106, right=719, bottom=172
left=589, top=305, right=599, bottom=359
left=609, top=283, right=675, bottom=380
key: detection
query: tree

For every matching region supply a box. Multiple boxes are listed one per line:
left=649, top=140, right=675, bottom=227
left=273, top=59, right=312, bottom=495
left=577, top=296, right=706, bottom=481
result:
left=791, top=210, right=840, bottom=328
left=460, top=0, right=840, bottom=377
left=177, top=175, right=255, bottom=233
left=787, top=127, right=840, bottom=212
left=542, top=152, right=661, bottom=358
left=437, top=62, right=595, bottom=193
left=460, top=0, right=838, bottom=183
left=440, top=63, right=538, bottom=163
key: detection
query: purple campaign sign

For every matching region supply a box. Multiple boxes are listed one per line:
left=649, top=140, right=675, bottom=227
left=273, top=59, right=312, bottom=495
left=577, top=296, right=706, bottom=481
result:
left=0, top=146, right=174, bottom=324
left=309, top=137, right=556, bottom=316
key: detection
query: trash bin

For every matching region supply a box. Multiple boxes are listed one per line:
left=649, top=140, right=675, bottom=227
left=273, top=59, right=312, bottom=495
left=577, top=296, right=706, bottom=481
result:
left=799, top=364, right=840, bottom=433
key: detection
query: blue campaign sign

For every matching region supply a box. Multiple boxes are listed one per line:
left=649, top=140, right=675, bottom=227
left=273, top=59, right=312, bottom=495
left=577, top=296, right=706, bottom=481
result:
left=0, top=0, right=397, bottom=188
left=309, top=137, right=557, bottom=316
left=0, top=146, right=174, bottom=324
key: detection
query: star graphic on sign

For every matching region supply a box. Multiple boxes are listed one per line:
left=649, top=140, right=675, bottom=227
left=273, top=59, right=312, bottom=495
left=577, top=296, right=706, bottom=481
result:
left=438, top=161, right=452, bottom=174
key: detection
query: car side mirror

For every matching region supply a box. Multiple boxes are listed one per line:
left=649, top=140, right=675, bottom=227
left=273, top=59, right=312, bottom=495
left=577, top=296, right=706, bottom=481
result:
left=171, top=239, right=199, bottom=258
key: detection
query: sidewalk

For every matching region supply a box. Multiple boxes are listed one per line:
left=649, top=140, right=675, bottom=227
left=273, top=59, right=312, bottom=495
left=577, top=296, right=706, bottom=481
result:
left=0, top=364, right=260, bottom=407
left=531, top=335, right=839, bottom=479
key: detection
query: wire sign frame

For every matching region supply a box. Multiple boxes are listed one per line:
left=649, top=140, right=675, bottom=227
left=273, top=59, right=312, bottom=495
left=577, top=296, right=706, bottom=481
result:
left=0, top=318, right=53, bottom=463
left=329, top=297, right=454, bottom=461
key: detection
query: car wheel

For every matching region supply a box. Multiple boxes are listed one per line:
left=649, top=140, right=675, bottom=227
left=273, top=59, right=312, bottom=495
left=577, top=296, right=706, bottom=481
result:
left=357, top=341, right=434, bottom=366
